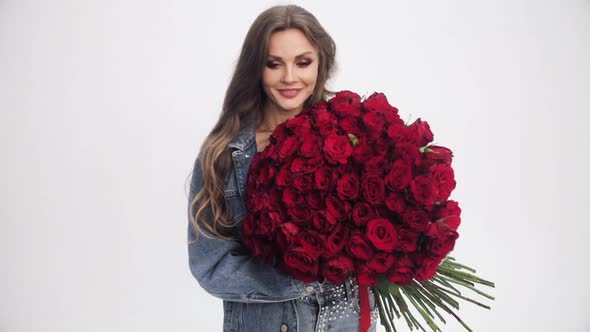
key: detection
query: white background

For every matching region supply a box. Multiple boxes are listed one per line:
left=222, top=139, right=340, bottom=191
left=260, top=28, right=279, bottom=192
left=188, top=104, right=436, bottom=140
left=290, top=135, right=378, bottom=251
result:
left=1, top=0, right=589, bottom=331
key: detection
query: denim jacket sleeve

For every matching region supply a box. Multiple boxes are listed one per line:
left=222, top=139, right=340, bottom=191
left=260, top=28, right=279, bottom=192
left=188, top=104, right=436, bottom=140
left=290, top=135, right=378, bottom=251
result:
left=187, top=156, right=320, bottom=303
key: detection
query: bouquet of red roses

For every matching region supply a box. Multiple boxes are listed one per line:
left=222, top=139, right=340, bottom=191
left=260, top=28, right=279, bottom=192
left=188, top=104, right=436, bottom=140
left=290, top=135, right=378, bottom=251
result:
left=242, top=91, right=494, bottom=332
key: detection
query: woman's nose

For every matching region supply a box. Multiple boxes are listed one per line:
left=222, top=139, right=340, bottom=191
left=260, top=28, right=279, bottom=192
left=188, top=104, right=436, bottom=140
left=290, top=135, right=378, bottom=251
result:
left=281, top=65, right=296, bottom=84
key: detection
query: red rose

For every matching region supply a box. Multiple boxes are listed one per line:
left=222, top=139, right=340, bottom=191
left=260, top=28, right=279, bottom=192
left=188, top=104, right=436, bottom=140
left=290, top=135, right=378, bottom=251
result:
left=300, top=134, right=322, bottom=158
left=270, top=123, right=289, bottom=144
left=434, top=200, right=461, bottom=218
left=361, top=173, right=386, bottom=206
left=257, top=164, right=277, bottom=187
left=314, top=168, right=335, bottom=191
left=351, top=202, right=375, bottom=227
left=424, top=222, right=459, bottom=259
left=300, top=229, right=325, bottom=257
left=287, top=206, right=312, bottom=224
left=367, top=253, right=395, bottom=273
left=324, top=223, right=350, bottom=258
left=254, top=211, right=280, bottom=236
left=410, top=175, right=438, bottom=207
left=275, top=222, right=300, bottom=252
left=415, top=256, right=443, bottom=281
left=441, top=215, right=461, bottom=231
left=246, top=191, right=268, bottom=212
left=246, top=156, right=265, bottom=183
left=397, top=227, right=420, bottom=253
left=362, top=111, right=385, bottom=136
left=292, top=173, right=313, bottom=192
left=432, top=200, right=461, bottom=230
left=278, top=136, right=300, bottom=161
left=361, top=92, right=402, bottom=124
left=385, top=159, right=412, bottom=190
left=330, top=90, right=361, bottom=118
left=304, top=192, right=323, bottom=210
left=387, top=256, right=415, bottom=285
left=324, top=134, right=353, bottom=165
left=311, top=102, right=338, bottom=135
left=282, top=247, right=319, bottom=283
left=415, top=155, right=435, bottom=170
left=244, top=236, right=275, bottom=265
left=337, top=173, right=360, bottom=200
left=384, top=191, right=407, bottom=214
left=298, top=156, right=325, bottom=174
left=346, top=231, right=375, bottom=261
left=352, top=140, right=373, bottom=163
left=325, top=195, right=351, bottom=221
left=268, top=187, right=285, bottom=211
left=374, top=206, right=390, bottom=219
left=276, top=166, right=292, bottom=187
left=394, top=142, right=421, bottom=162
left=402, top=209, right=430, bottom=232
left=430, top=164, right=456, bottom=202
left=373, top=135, right=393, bottom=153
left=285, top=114, right=312, bottom=133
left=312, top=210, right=337, bottom=232
left=290, top=158, right=306, bottom=174
left=323, top=255, right=354, bottom=285
left=340, top=117, right=362, bottom=136
left=407, top=118, right=434, bottom=147
left=423, top=145, right=453, bottom=165
left=387, top=125, right=417, bottom=145
left=356, top=263, right=377, bottom=286
left=366, top=218, right=399, bottom=252
left=241, top=214, right=256, bottom=238
left=364, top=155, right=387, bottom=174
left=282, top=187, right=303, bottom=208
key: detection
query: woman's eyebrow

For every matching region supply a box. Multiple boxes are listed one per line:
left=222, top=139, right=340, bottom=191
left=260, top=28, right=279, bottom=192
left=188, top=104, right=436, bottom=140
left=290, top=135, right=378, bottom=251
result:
left=267, top=51, right=315, bottom=60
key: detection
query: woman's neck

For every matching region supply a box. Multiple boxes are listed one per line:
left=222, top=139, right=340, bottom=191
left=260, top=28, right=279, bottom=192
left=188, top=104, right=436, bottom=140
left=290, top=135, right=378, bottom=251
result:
left=258, top=102, right=302, bottom=132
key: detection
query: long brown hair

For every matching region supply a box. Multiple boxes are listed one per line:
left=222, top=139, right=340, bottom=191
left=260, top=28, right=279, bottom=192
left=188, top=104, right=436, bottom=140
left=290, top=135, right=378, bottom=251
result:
left=190, top=5, right=337, bottom=240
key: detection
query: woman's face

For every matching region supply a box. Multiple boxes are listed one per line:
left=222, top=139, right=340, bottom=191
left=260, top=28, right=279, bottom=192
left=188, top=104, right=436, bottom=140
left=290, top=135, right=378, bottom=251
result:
left=262, top=28, right=319, bottom=115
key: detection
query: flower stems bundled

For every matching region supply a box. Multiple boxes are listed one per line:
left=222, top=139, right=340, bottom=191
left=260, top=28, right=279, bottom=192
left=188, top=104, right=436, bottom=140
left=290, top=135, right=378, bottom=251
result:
left=375, top=256, right=495, bottom=332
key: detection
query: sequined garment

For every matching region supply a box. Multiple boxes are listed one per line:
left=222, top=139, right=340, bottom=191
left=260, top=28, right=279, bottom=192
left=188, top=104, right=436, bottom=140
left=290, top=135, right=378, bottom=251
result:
left=299, top=277, right=379, bottom=332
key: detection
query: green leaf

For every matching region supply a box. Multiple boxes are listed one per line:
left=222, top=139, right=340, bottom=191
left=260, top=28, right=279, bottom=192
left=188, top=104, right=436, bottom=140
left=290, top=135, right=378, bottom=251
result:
left=347, top=133, right=359, bottom=147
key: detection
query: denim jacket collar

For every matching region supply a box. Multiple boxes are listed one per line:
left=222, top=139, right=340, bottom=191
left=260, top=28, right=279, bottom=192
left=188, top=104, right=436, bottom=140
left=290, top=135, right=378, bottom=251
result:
left=228, top=112, right=258, bottom=151
left=228, top=129, right=256, bottom=151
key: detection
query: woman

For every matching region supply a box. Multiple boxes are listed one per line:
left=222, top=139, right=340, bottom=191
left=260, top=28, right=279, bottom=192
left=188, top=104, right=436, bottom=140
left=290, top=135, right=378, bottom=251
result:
left=188, top=5, right=378, bottom=331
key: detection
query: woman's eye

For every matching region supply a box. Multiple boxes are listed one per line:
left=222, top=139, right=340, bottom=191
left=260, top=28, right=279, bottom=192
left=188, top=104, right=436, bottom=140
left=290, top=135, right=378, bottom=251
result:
left=266, top=61, right=312, bottom=69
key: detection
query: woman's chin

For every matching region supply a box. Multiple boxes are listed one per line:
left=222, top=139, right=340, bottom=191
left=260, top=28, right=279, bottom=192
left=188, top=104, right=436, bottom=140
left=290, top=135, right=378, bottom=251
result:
left=275, top=102, right=303, bottom=113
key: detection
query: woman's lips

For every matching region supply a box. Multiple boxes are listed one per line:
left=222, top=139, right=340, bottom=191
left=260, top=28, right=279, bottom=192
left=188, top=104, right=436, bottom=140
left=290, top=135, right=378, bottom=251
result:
left=278, top=89, right=302, bottom=98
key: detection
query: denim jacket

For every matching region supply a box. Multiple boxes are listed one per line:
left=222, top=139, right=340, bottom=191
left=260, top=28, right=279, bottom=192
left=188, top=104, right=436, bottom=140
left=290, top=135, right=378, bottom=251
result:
left=187, top=128, right=376, bottom=331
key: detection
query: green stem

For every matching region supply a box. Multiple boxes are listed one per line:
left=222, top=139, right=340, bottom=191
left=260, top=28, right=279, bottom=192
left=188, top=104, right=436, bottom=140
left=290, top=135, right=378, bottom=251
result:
left=437, top=266, right=495, bottom=287
left=430, top=283, right=492, bottom=310
left=402, top=287, right=441, bottom=332
left=437, top=275, right=496, bottom=301
left=431, top=275, right=462, bottom=295
left=376, top=290, right=397, bottom=332
left=440, top=259, right=477, bottom=273
left=412, top=281, right=474, bottom=332
left=410, top=287, right=447, bottom=324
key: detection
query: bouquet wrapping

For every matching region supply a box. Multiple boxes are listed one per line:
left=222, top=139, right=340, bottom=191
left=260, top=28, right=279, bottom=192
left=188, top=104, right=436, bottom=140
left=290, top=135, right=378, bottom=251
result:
left=242, top=91, right=494, bottom=332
